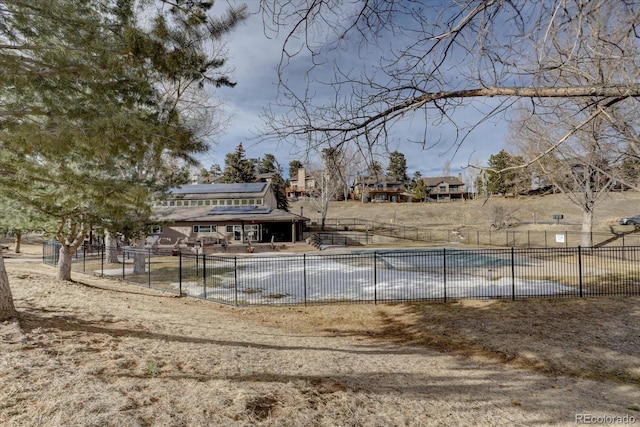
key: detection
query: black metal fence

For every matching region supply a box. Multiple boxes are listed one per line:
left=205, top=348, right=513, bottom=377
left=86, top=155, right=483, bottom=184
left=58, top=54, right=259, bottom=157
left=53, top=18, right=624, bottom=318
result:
left=43, top=241, right=640, bottom=306
left=317, top=217, right=640, bottom=248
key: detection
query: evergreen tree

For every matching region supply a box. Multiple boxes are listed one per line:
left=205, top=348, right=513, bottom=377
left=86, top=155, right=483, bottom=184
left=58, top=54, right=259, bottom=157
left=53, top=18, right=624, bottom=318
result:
left=289, top=160, right=304, bottom=179
left=221, top=143, right=256, bottom=183
left=413, top=179, right=429, bottom=202
left=0, top=0, right=247, bottom=318
left=256, top=154, right=289, bottom=211
left=387, top=151, right=408, bottom=183
left=486, top=150, right=528, bottom=196
left=258, top=154, right=279, bottom=175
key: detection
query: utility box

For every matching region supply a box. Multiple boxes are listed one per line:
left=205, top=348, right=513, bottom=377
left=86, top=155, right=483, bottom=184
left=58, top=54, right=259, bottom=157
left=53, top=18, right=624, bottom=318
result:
left=552, top=214, right=563, bottom=224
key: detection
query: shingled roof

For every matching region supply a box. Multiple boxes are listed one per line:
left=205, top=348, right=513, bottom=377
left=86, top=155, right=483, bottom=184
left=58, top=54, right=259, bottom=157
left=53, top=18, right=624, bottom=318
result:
left=421, top=176, right=464, bottom=186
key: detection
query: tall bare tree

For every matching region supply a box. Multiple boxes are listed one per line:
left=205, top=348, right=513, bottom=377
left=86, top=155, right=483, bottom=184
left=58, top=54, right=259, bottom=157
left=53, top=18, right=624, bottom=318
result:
left=509, top=0, right=639, bottom=247
left=260, top=1, right=640, bottom=166
left=512, top=111, right=619, bottom=247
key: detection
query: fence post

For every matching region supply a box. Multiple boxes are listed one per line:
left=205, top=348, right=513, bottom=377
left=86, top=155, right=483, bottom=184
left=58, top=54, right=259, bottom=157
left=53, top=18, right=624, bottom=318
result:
left=303, top=253, right=307, bottom=306
left=202, top=253, right=207, bottom=300
left=148, top=249, right=151, bottom=288
left=234, top=257, right=238, bottom=306
left=578, top=246, right=583, bottom=298
left=122, top=249, right=126, bottom=279
left=82, top=246, right=86, bottom=273
left=373, top=252, right=377, bottom=305
left=179, top=251, right=182, bottom=296
left=511, top=247, right=516, bottom=301
left=443, top=248, right=447, bottom=303
left=101, top=244, right=104, bottom=277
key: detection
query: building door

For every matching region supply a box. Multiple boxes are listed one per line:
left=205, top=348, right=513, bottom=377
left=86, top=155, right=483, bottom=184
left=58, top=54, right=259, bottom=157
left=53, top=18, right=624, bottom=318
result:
left=226, top=225, right=242, bottom=241
left=244, top=224, right=261, bottom=242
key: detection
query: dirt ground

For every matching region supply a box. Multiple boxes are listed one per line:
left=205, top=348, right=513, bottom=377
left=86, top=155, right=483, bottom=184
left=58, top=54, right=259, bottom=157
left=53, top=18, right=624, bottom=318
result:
left=1, top=238, right=639, bottom=426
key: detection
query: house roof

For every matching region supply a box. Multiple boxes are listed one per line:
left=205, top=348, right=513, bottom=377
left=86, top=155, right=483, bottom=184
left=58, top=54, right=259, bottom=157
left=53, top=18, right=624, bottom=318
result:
left=357, top=174, right=403, bottom=185
left=169, top=183, right=268, bottom=198
left=255, top=173, right=274, bottom=182
left=157, top=182, right=308, bottom=223
left=422, top=176, right=464, bottom=186
left=153, top=205, right=307, bottom=223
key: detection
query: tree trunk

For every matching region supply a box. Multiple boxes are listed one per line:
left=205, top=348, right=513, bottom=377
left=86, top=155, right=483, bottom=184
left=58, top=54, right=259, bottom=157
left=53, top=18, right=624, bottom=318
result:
left=0, top=251, right=17, bottom=320
left=130, top=237, right=146, bottom=275
left=57, top=245, right=74, bottom=281
left=14, top=233, right=21, bottom=254
left=581, top=210, right=594, bottom=247
left=104, top=231, right=119, bottom=264
left=133, top=252, right=146, bottom=275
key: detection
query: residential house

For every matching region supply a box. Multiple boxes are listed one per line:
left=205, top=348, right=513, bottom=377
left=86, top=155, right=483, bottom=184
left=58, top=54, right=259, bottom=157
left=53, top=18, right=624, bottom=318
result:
left=353, top=174, right=409, bottom=203
left=421, top=175, right=466, bottom=201
left=286, top=168, right=317, bottom=199
left=151, top=182, right=308, bottom=251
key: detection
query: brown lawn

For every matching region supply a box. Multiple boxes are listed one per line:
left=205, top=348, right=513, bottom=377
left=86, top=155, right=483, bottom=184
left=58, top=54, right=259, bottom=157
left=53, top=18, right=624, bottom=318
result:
left=1, top=192, right=640, bottom=426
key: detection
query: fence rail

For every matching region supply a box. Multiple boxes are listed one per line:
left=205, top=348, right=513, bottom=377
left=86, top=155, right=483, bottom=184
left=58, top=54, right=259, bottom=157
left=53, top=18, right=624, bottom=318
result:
left=314, top=217, right=640, bottom=248
left=43, top=241, right=640, bottom=306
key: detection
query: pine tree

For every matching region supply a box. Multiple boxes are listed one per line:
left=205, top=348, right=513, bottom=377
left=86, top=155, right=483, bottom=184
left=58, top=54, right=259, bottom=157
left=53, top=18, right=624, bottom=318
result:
left=0, top=0, right=247, bottom=317
left=487, top=150, right=528, bottom=196
left=221, top=144, right=256, bottom=183
left=387, top=151, right=408, bottom=183
left=255, top=154, right=289, bottom=211
left=288, top=160, right=304, bottom=179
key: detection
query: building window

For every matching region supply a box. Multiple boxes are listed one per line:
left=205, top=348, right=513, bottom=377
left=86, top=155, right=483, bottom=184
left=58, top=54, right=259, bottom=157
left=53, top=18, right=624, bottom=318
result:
left=226, top=225, right=242, bottom=241
left=150, top=226, right=163, bottom=234
left=193, top=225, right=217, bottom=233
left=439, top=185, right=446, bottom=192
left=244, top=224, right=260, bottom=241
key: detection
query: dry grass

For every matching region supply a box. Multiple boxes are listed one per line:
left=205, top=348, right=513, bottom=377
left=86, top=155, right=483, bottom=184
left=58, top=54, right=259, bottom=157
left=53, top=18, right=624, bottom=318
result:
left=293, top=191, right=640, bottom=231
left=2, top=192, right=640, bottom=425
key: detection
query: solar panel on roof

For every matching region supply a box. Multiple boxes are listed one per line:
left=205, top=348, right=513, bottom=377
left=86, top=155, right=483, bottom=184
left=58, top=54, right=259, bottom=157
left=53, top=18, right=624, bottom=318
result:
left=207, top=206, right=272, bottom=215
left=170, top=183, right=266, bottom=195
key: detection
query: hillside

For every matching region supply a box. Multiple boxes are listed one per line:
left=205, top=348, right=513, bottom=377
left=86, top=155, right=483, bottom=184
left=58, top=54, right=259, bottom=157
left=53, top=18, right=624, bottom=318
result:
left=291, top=191, right=640, bottom=232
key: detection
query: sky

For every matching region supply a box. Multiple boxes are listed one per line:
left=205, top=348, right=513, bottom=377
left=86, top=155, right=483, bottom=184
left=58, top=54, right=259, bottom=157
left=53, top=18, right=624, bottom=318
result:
left=204, top=1, right=509, bottom=180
